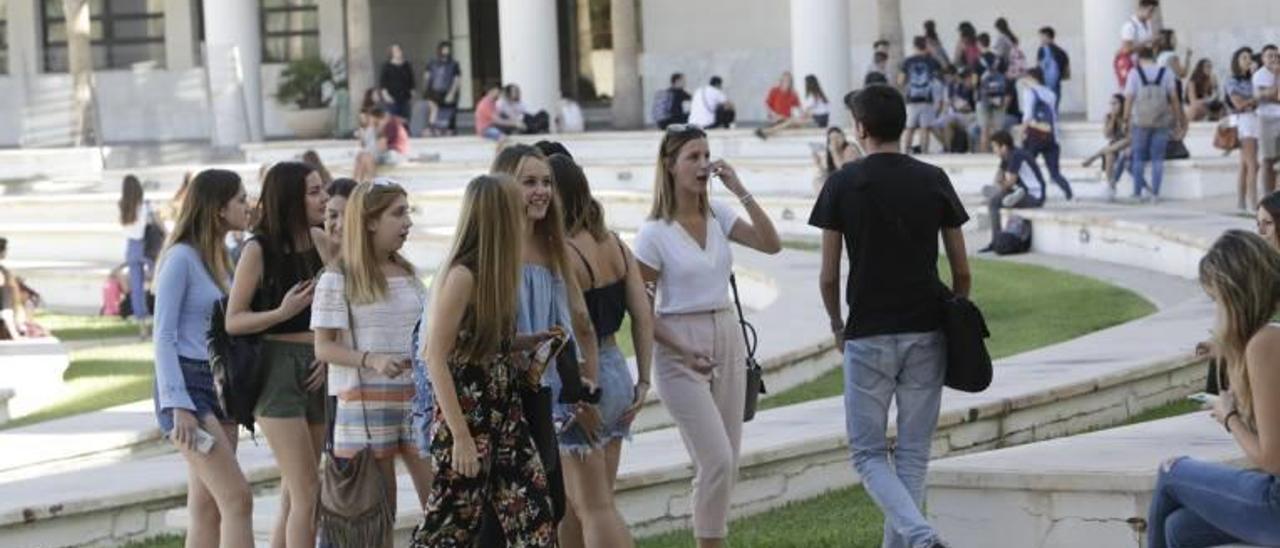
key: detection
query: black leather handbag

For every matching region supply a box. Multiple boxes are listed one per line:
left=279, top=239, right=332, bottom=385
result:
left=730, top=275, right=766, bottom=422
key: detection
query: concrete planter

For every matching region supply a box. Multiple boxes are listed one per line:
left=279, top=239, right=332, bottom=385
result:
left=279, top=107, right=333, bottom=139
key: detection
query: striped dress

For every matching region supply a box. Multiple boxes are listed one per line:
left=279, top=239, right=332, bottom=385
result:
left=312, top=271, right=425, bottom=458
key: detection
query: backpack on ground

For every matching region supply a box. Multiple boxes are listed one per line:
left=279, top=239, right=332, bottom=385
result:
left=651, top=89, right=674, bottom=124
left=906, top=61, right=934, bottom=103
left=1133, top=67, right=1174, bottom=129
left=992, top=215, right=1033, bottom=255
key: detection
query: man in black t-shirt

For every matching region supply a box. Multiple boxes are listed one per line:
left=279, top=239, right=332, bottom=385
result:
left=982, top=130, right=1046, bottom=252
left=808, top=85, right=968, bottom=548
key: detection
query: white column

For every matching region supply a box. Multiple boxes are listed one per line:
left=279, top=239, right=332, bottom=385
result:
left=498, top=0, right=561, bottom=115
left=203, top=0, right=263, bottom=145
left=1082, top=0, right=1130, bottom=121
left=164, top=0, right=196, bottom=70
left=317, top=0, right=346, bottom=63
left=790, top=0, right=851, bottom=126
left=610, top=0, right=643, bottom=129
left=449, top=0, right=475, bottom=110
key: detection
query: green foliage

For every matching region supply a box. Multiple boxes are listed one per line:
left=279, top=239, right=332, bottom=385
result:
left=276, top=57, right=335, bottom=109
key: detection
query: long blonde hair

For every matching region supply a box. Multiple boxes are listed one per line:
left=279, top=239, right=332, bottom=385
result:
left=436, top=175, right=524, bottom=363
left=1200, top=229, right=1280, bottom=428
left=491, top=144, right=574, bottom=281
left=163, top=170, right=242, bottom=292
left=649, top=126, right=709, bottom=221
left=341, top=180, right=416, bottom=305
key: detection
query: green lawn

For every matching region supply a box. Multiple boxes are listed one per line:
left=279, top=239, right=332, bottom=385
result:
left=121, top=535, right=182, bottom=548
left=36, top=311, right=139, bottom=341
left=1123, top=398, right=1204, bottom=427
left=762, top=258, right=1156, bottom=410
left=0, top=342, right=154, bottom=430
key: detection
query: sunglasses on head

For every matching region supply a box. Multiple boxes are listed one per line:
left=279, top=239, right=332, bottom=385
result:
left=664, top=124, right=707, bottom=137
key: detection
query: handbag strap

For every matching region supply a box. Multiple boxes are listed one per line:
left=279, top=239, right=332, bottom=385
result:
left=343, top=286, right=374, bottom=446
left=728, top=274, right=758, bottom=359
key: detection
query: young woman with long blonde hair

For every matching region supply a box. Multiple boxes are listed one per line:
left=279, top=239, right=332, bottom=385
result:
left=634, top=125, right=781, bottom=548
left=151, top=169, right=254, bottom=548
left=224, top=161, right=331, bottom=548
left=311, top=180, right=434, bottom=531
left=550, top=152, right=654, bottom=548
left=1147, top=230, right=1280, bottom=547
left=411, top=175, right=556, bottom=546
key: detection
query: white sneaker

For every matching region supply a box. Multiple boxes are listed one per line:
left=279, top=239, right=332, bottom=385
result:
left=1002, top=187, right=1027, bottom=208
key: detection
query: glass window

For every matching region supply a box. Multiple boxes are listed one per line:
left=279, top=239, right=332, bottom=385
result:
left=42, top=0, right=165, bottom=72
left=261, top=0, right=319, bottom=64
left=0, top=0, right=8, bottom=75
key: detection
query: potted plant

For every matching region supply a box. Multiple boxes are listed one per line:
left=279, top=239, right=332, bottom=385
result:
left=276, top=57, right=338, bottom=138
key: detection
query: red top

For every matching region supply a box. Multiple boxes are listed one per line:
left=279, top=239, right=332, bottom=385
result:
left=383, top=119, right=410, bottom=154
left=475, top=95, right=497, bottom=135
left=765, top=87, right=800, bottom=118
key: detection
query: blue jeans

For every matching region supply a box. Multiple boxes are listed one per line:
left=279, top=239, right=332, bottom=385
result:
left=1147, top=456, right=1280, bottom=547
left=844, top=331, right=947, bottom=548
left=1131, top=126, right=1172, bottom=197
left=1023, top=138, right=1074, bottom=200
left=125, top=238, right=150, bottom=319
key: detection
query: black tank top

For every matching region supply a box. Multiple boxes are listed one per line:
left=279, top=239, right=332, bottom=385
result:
left=251, top=238, right=323, bottom=335
left=567, top=235, right=628, bottom=340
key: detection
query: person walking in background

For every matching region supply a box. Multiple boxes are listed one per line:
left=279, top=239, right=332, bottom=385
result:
left=312, top=180, right=435, bottom=536
left=900, top=37, right=945, bottom=154
left=1117, top=0, right=1161, bottom=87
left=635, top=125, right=780, bottom=548
left=809, top=85, right=970, bottom=548
left=1125, top=46, right=1186, bottom=203
left=1228, top=47, right=1261, bottom=211
left=688, top=76, right=736, bottom=130
left=119, top=174, right=154, bottom=336
left=994, top=18, right=1027, bottom=79
left=423, top=41, right=462, bottom=136
left=411, top=175, right=557, bottom=547
left=654, top=73, right=692, bottom=130
left=551, top=153, right=652, bottom=548
left=1018, top=68, right=1074, bottom=201
left=1146, top=230, right=1280, bottom=547
left=378, top=44, right=415, bottom=122
left=981, top=130, right=1046, bottom=253
left=152, top=169, right=255, bottom=548
left=1254, top=47, right=1280, bottom=197
left=1036, top=27, right=1070, bottom=113
left=755, top=71, right=804, bottom=140
left=224, top=162, right=331, bottom=548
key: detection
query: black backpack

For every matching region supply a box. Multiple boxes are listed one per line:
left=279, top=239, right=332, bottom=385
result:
left=207, top=296, right=264, bottom=434
left=992, top=215, right=1033, bottom=255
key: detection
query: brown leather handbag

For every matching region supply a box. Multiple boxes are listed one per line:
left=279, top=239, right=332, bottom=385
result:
left=1214, top=121, right=1240, bottom=151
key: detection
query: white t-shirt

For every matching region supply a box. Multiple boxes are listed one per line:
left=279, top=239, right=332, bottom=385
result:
left=689, top=86, right=728, bottom=128
left=122, top=202, right=149, bottom=240
left=1253, top=68, right=1280, bottom=119
left=311, top=271, right=426, bottom=393
left=633, top=200, right=739, bottom=315
left=1120, top=16, right=1152, bottom=46
left=804, top=95, right=830, bottom=117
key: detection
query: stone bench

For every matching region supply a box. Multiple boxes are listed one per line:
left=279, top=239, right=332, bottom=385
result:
left=925, top=412, right=1258, bottom=548
left=0, top=337, right=71, bottom=422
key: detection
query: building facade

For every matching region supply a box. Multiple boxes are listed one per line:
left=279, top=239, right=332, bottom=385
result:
left=0, top=0, right=1275, bottom=147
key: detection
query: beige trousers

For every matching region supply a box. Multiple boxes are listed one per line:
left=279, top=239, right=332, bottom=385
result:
left=654, top=308, right=747, bottom=539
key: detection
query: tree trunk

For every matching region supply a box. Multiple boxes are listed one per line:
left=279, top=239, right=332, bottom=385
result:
left=62, top=0, right=94, bottom=146
left=609, top=0, right=642, bottom=129
left=346, top=0, right=375, bottom=119
left=876, top=0, right=904, bottom=69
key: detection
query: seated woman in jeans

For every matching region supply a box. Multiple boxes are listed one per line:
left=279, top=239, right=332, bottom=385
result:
left=1147, top=229, right=1280, bottom=547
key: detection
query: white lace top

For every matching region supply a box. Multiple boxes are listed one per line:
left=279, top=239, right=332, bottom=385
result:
left=311, top=271, right=425, bottom=393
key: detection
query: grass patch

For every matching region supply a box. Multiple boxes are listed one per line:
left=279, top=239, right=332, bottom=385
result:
left=36, top=311, right=138, bottom=341
left=762, top=258, right=1156, bottom=410
left=639, top=485, right=881, bottom=548
left=121, top=535, right=183, bottom=548
left=1123, top=398, right=1204, bottom=427
left=0, top=342, right=154, bottom=430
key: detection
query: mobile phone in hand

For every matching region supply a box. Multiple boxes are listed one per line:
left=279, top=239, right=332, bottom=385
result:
left=194, top=428, right=215, bottom=454
left=1187, top=392, right=1219, bottom=405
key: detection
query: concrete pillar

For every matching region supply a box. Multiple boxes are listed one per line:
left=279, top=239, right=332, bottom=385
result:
left=449, top=0, right=475, bottom=109
left=9, top=0, right=38, bottom=76
left=203, top=0, right=263, bottom=145
left=1082, top=0, right=1131, bottom=121
left=609, top=0, right=643, bottom=129
left=62, top=0, right=93, bottom=145
left=164, top=0, right=197, bottom=70
left=317, top=0, right=346, bottom=63
left=346, top=0, right=375, bottom=118
left=790, top=0, right=851, bottom=126
left=498, top=0, right=560, bottom=115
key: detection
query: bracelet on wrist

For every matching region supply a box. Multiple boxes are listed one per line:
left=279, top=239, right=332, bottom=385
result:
left=738, top=193, right=755, bottom=206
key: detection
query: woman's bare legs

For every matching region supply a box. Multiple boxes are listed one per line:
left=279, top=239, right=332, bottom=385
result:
left=562, top=449, right=633, bottom=548
left=185, top=422, right=243, bottom=548
left=180, top=417, right=253, bottom=548
left=259, top=417, right=321, bottom=548
left=398, top=446, right=435, bottom=510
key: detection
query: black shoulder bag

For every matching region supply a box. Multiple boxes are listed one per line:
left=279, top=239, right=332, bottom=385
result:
left=207, top=296, right=264, bottom=434
left=729, top=274, right=766, bottom=422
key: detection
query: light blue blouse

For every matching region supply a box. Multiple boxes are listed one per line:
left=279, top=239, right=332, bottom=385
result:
left=517, top=264, right=579, bottom=385
left=152, top=243, right=226, bottom=412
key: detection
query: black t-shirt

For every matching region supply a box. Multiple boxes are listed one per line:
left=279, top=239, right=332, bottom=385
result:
left=808, top=153, right=969, bottom=339
left=380, top=61, right=416, bottom=102
left=668, top=88, right=692, bottom=119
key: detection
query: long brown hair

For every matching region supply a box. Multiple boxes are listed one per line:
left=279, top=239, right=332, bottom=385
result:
left=1200, top=229, right=1280, bottom=428
left=491, top=144, right=573, bottom=280
left=119, top=175, right=144, bottom=225
left=548, top=154, right=607, bottom=242
left=341, top=180, right=416, bottom=304
left=254, top=161, right=317, bottom=255
left=163, top=170, right=242, bottom=292
left=436, top=175, right=524, bottom=362
left=649, top=125, right=709, bottom=221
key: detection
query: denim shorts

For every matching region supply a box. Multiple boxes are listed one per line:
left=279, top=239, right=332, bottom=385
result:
left=553, top=341, right=635, bottom=454
left=154, top=357, right=227, bottom=436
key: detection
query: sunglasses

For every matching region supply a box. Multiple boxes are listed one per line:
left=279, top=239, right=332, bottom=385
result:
left=665, top=124, right=707, bottom=137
